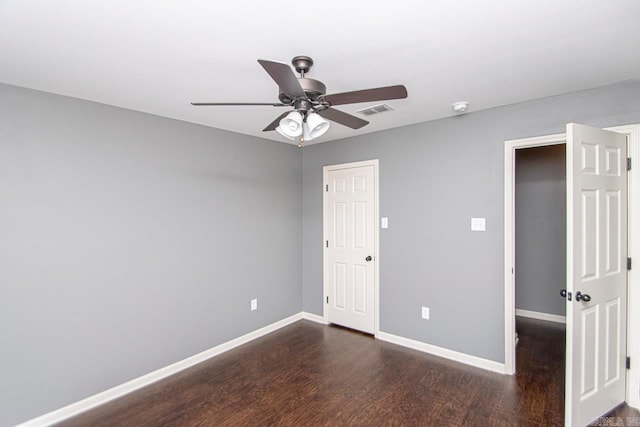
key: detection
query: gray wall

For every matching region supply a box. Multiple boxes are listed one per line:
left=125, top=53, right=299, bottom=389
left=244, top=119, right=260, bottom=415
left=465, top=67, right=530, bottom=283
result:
left=515, top=145, right=566, bottom=316
left=3, top=79, right=640, bottom=426
left=0, top=84, right=302, bottom=426
left=302, top=79, right=640, bottom=363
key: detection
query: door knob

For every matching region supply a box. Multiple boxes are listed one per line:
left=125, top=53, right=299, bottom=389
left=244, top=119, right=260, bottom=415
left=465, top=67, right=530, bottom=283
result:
left=575, top=291, right=591, bottom=302
left=560, top=289, right=567, bottom=298
left=365, top=256, right=372, bottom=262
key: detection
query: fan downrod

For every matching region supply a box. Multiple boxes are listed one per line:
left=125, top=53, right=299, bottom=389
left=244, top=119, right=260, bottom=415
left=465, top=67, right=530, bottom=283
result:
left=292, top=56, right=313, bottom=75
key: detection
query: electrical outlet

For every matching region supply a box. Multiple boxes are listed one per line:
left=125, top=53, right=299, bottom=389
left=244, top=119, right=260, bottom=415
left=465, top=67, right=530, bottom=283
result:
left=421, top=306, right=430, bottom=320
left=251, top=299, right=257, bottom=311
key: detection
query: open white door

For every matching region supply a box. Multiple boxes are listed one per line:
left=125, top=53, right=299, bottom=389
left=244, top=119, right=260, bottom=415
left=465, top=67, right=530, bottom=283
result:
left=566, top=123, right=628, bottom=426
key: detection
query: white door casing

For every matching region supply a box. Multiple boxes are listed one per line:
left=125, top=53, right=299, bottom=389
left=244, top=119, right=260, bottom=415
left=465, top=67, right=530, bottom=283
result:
left=323, top=160, right=378, bottom=334
left=565, top=123, right=628, bottom=427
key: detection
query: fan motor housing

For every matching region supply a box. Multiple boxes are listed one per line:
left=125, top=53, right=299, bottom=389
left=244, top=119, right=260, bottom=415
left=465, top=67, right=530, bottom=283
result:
left=279, top=78, right=327, bottom=104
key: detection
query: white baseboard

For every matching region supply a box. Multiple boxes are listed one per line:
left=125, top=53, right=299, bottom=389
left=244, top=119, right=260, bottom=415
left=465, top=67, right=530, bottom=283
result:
left=303, top=315, right=504, bottom=374
left=302, top=311, right=327, bottom=324
left=17, top=313, right=511, bottom=426
left=16, top=312, right=304, bottom=427
left=376, top=331, right=506, bottom=374
left=516, top=309, right=566, bottom=324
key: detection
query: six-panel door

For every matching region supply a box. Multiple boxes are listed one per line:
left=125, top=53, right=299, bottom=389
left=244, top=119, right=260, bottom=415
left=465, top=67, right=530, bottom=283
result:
left=566, top=123, right=627, bottom=427
left=326, top=165, right=375, bottom=334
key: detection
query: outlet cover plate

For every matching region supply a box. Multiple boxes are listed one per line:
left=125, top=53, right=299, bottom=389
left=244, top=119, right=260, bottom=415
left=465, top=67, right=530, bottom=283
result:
left=422, top=306, right=430, bottom=319
left=251, top=299, right=257, bottom=311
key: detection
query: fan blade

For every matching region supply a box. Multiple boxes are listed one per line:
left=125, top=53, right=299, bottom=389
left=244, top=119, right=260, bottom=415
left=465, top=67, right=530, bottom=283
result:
left=258, top=59, right=305, bottom=98
left=318, top=108, right=369, bottom=129
left=263, top=111, right=290, bottom=132
left=322, top=85, right=407, bottom=106
left=191, top=102, right=287, bottom=106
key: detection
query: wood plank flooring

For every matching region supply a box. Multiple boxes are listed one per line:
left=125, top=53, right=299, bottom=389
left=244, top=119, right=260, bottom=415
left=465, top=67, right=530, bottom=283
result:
left=58, top=317, right=638, bottom=426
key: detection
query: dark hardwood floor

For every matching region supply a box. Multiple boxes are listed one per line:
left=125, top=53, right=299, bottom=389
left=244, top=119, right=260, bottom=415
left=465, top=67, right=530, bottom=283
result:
left=58, top=317, right=638, bottom=426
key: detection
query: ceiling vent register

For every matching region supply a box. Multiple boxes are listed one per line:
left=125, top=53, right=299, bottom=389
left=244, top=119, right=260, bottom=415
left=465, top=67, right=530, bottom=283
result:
left=356, top=103, right=395, bottom=116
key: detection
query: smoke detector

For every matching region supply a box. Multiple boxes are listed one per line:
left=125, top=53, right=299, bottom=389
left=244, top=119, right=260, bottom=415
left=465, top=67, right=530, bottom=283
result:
left=356, top=103, right=395, bottom=116
left=452, top=101, right=469, bottom=113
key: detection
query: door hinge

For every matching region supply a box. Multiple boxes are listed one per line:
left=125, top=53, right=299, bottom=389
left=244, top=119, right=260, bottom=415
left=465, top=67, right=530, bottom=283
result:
left=326, top=184, right=328, bottom=192
left=326, top=296, right=329, bottom=304
left=628, top=257, right=632, bottom=270
left=627, top=158, right=632, bottom=171
left=326, top=240, right=329, bottom=248
left=627, top=356, right=631, bottom=370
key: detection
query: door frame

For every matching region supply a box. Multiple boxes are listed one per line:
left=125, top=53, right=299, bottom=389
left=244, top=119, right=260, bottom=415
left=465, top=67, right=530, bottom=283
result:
left=322, top=159, right=380, bottom=336
left=503, top=124, right=640, bottom=410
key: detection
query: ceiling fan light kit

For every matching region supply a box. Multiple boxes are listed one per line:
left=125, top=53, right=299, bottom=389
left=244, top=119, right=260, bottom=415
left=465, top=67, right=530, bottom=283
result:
left=273, top=111, right=330, bottom=144
left=191, top=55, right=408, bottom=146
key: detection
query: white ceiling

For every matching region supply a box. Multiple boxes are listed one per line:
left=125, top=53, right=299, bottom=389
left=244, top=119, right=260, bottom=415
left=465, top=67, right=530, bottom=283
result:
left=1, top=0, right=639, bottom=145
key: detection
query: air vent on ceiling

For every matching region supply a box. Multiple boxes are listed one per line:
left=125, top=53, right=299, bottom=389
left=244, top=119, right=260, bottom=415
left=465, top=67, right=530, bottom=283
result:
left=356, top=103, right=395, bottom=116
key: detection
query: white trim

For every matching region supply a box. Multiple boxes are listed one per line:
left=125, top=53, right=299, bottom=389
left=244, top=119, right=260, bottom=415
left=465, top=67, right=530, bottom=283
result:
left=322, top=159, right=380, bottom=336
left=503, top=124, right=640, bottom=409
left=374, top=161, right=380, bottom=337
left=611, top=124, right=640, bottom=410
left=515, top=309, right=566, bottom=324
left=16, top=313, right=304, bottom=427
left=302, top=311, right=328, bottom=324
left=376, top=331, right=506, bottom=374
left=17, top=311, right=534, bottom=427
left=504, top=133, right=565, bottom=375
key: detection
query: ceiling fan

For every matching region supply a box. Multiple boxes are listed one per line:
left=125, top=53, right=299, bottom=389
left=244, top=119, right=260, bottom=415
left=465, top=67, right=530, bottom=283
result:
left=191, top=56, right=408, bottom=146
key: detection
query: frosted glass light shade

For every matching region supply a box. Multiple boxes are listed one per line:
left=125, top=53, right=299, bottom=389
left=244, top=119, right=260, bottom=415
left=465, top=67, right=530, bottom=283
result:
left=275, top=125, right=296, bottom=140
left=302, top=123, right=313, bottom=141
left=278, top=111, right=303, bottom=138
left=305, top=112, right=330, bottom=139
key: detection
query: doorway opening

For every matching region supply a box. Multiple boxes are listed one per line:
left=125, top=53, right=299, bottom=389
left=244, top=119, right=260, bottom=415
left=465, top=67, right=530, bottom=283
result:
left=513, top=143, right=567, bottom=421
left=515, top=144, right=567, bottom=325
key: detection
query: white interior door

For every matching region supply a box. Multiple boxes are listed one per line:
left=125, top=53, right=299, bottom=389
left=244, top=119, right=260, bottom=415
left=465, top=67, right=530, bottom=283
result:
left=325, top=163, right=376, bottom=334
left=566, top=123, right=628, bottom=426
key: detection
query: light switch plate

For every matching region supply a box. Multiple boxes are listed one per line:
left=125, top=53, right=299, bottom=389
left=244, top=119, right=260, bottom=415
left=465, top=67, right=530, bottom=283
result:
left=471, top=217, right=486, bottom=231
left=421, top=306, right=430, bottom=319
left=251, top=299, right=257, bottom=311
left=381, top=217, right=389, bottom=229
